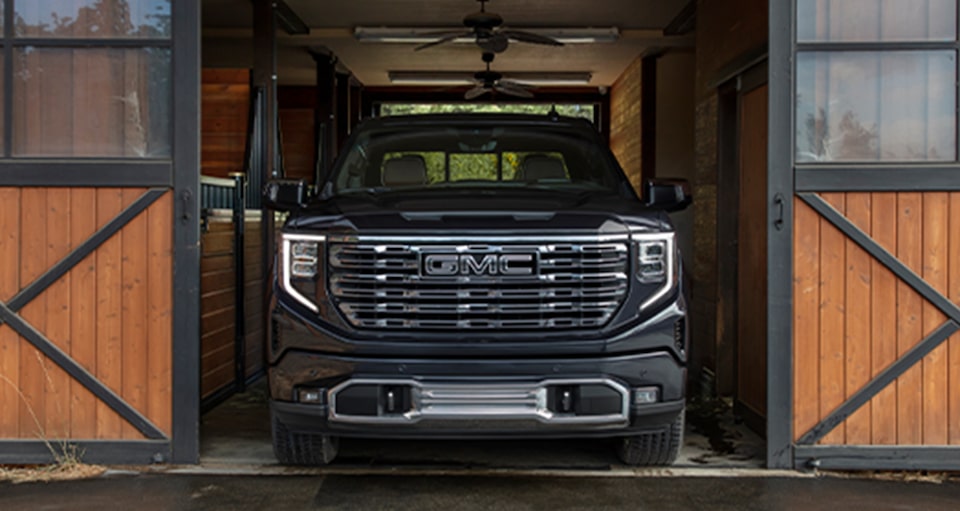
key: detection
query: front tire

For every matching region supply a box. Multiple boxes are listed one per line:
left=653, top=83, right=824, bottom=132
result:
left=271, top=412, right=339, bottom=465
left=616, top=410, right=684, bottom=466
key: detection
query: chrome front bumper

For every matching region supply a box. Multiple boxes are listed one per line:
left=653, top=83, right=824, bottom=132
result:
left=327, top=378, right=631, bottom=427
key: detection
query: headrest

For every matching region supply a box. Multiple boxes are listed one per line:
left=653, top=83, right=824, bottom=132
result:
left=382, top=155, right=427, bottom=187
left=521, top=155, right=567, bottom=182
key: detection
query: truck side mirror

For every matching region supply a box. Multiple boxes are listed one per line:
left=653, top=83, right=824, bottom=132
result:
left=644, top=178, right=692, bottom=212
left=263, top=179, right=311, bottom=211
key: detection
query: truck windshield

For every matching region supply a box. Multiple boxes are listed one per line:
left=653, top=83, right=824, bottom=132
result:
left=330, top=126, right=625, bottom=195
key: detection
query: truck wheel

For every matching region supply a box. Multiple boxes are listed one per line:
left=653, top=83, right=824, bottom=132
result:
left=271, top=414, right=339, bottom=466
left=616, top=410, right=684, bottom=466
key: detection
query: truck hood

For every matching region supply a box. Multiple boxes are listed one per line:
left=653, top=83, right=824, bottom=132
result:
left=286, top=188, right=670, bottom=233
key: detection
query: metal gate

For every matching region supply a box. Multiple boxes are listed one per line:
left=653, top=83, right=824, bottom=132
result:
left=0, top=1, right=200, bottom=464
left=767, top=0, right=960, bottom=470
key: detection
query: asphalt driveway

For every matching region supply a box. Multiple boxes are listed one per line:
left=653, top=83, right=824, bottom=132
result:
left=2, top=473, right=959, bottom=511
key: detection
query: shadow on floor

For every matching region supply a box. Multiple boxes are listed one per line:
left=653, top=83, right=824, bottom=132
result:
left=200, top=379, right=764, bottom=469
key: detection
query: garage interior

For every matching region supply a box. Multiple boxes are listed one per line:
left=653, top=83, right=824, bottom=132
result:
left=195, top=0, right=769, bottom=468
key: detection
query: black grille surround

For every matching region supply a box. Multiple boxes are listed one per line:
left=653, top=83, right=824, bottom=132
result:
left=327, top=236, right=631, bottom=331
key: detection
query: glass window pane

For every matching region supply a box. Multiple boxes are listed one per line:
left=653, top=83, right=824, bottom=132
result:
left=13, top=47, right=171, bottom=157
left=16, top=0, right=171, bottom=38
left=798, top=0, right=956, bottom=42
left=796, top=51, right=956, bottom=163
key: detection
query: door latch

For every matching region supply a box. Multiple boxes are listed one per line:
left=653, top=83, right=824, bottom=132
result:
left=180, top=189, right=193, bottom=224
left=773, top=193, right=785, bottom=231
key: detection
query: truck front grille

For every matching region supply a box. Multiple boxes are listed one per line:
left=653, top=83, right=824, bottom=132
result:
left=327, top=238, right=630, bottom=330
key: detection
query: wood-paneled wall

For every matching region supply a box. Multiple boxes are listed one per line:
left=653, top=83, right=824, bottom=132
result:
left=0, top=188, right=172, bottom=440
left=200, top=214, right=264, bottom=400
left=200, top=218, right=236, bottom=398
left=794, top=192, right=960, bottom=445
left=202, top=69, right=250, bottom=178
left=244, top=219, right=265, bottom=380
left=280, top=108, right=316, bottom=182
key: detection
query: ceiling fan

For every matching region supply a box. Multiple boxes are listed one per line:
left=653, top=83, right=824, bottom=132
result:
left=415, top=0, right=564, bottom=54
left=465, top=52, right=535, bottom=100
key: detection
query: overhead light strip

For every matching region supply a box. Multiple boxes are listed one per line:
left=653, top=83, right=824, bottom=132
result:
left=355, top=27, right=619, bottom=44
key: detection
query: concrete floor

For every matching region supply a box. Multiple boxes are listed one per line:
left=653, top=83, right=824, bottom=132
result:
left=200, top=380, right=764, bottom=470
left=3, top=473, right=960, bottom=511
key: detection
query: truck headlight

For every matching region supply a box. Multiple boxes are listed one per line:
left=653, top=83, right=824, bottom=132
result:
left=632, top=232, right=677, bottom=309
left=281, top=233, right=325, bottom=312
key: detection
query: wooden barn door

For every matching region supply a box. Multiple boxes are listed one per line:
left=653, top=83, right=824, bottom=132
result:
left=767, top=0, right=960, bottom=470
left=0, top=1, right=200, bottom=464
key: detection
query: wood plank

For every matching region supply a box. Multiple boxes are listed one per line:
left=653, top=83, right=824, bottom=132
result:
left=280, top=108, right=317, bottom=182
left=69, top=188, right=99, bottom=439
left=44, top=188, right=72, bottom=439
left=121, top=189, right=149, bottom=439
left=950, top=192, right=960, bottom=445
left=96, top=188, right=124, bottom=439
left=201, top=340, right=236, bottom=371
left=794, top=198, right=821, bottom=440
left=951, top=193, right=960, bottom=445
left=19, top=188, right=47, bottom=438
left=146, top=192, right=173, bottom=435
left=819, top=193, right=846, bottom=444
left=896, top=192, right=924, bottom=445
left=202, top=231, right=234, bottom=255
left=201, top=253, right=234, bottom=274
left=202, top=271, right=236, bottom=295
left=870, top=192, right=899, bottom=444
left=201, top=288, right=235, bottom=315
left=202, top=68, right=250, bottom=182
left=202, top=364, right=235, bottom=398
left=202, top=307, right=236, bottom=335
left=0, top=188, right=21, bottom=438
left=202, top=68, right=250, bottom=83
left=921, top=192, right=949, bottom=444
left=736, top=85, right=768, bottom=419
left=843, top=192, right=872, bottom=444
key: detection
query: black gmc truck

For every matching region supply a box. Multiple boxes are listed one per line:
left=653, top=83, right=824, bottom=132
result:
left=263, top=113, right=691, bottom=466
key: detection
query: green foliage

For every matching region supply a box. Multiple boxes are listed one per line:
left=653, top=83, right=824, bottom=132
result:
left=380, top=103, right=595, bottom=122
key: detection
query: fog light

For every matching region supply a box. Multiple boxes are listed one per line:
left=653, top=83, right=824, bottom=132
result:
left=632, top=387, right=659, bottom=405
left=298, top=388, right=324, bottom=404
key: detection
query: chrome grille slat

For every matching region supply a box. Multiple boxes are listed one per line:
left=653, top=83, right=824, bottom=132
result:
left=328, top=240, right=630, bottom=330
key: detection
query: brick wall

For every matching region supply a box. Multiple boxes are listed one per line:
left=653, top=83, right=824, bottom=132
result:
left=609, top=56, right=644, bottom=192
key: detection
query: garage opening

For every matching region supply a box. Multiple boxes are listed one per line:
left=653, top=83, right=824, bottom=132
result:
left=192, top=0, right=770, bottom=470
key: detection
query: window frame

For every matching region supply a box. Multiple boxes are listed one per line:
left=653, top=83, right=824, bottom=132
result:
left=0, top=0, right=173, bottom=161
left=794, top=1, right=960, bottom=167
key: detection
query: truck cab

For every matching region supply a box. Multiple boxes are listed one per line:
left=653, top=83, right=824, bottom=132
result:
left=264, top=113, right=691, bottom=466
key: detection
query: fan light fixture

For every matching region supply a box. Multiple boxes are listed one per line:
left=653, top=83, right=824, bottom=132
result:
left=355, top=27, right=620, bottom=45
left=388, top=71, right=593, bottom=86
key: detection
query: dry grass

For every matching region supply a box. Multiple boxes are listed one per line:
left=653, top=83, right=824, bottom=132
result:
left=0, top=356, right=105, bottom=484
left=822, top=470, right=959, bottom=485
left=0, top=462, right=105, bottom=484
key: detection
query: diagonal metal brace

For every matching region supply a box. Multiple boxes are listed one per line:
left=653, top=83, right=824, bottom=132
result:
left=0, top=188, right=168, bottom=439
left=797, top=321, right=958, bottom=445
left=2, top=188, right=166, bottom=317
left=799, top=193, right=960, bottom=324
left=0, top=302, right=166, bottom=439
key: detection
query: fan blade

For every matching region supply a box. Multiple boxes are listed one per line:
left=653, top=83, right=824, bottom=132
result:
left=414, top=31, right=473, bottom=51
left=495, top=83, right=535, bottom=99
left=465, top=85, right=491, bottom=100
left=498, top=79, right=535, bottom=90
left=500, top=29, right=564, bottom=47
